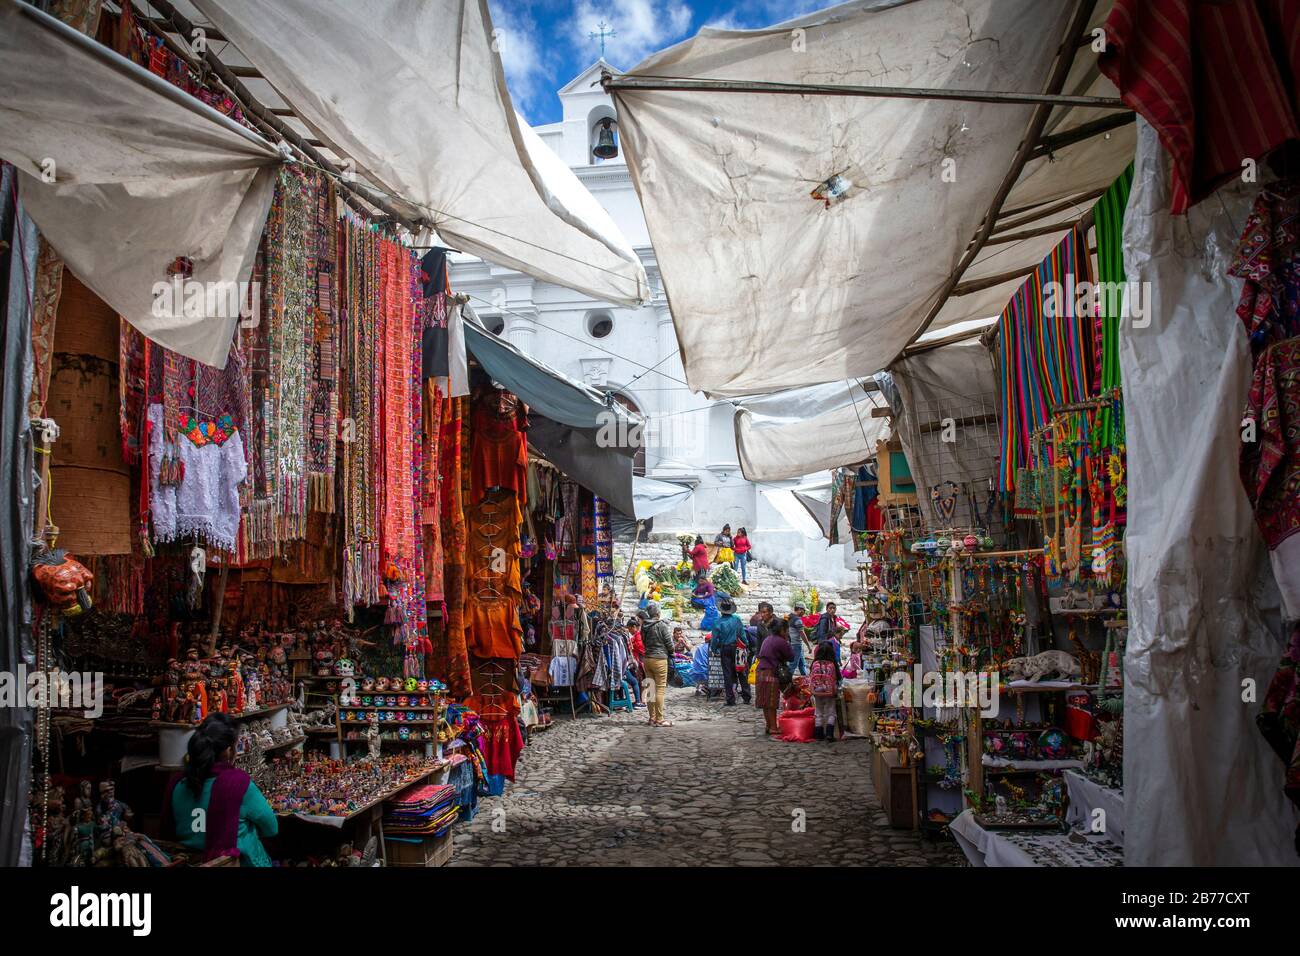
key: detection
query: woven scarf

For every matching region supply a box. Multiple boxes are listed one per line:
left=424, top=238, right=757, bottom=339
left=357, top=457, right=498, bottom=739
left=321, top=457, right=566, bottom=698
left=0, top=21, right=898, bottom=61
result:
left=1094, top=165, right=1133, bottom=446
left=996, top=225, right=1096, bottom=491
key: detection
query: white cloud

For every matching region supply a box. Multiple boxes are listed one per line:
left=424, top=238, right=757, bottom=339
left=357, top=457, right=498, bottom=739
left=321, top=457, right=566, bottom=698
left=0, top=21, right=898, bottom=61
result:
left=488, top=0, right=558, bottom=121
left=568, top=0, right=695, bottom=70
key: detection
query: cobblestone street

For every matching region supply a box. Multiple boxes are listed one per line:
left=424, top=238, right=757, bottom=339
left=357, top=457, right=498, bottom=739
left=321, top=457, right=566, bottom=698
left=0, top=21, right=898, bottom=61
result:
left=451, top=687, right=965, bottom=867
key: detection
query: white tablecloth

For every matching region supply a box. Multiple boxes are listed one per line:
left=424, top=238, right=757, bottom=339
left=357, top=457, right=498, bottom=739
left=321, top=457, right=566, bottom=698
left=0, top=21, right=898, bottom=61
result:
left=1063, top=770, right=1125, bottom=847
left=949, top=810, right=1124, bottom=867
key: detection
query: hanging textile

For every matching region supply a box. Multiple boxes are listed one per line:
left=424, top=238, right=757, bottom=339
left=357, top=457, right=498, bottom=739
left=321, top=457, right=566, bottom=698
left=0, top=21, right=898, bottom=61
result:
left=995, top=225, right=1097, bottom=491
left=436, top=394, right=471, bottom=696
left=470, top=386, right=528, bottom=505
left=464, top=490, right=523, bottom=660
left=1098, top=0, right=1300, bottom=216
left=422, top=379, right=445, bottom=600
left=373, top=239, right=428, bottom=652
left=594, top=496, right=613, bottom=583
left=306, top=177, right=339, bottom=512
left=1258, top=623, right=1300, bottom=857
left=1094, top=164, right=1133, bottom=447
left=339, top=215, right=381, bottom=607
left=1229, top=180, right=1300, bottom=361
left=243, top=165, right=320, bottom=555
left=1240, top=334, right=1300, bottom=621
left=28, top=237, right=62, bottom=421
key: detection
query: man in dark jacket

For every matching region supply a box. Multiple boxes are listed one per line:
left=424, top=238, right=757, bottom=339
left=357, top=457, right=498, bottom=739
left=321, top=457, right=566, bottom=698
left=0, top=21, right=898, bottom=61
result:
left=812, top=602, right=839, bottom=644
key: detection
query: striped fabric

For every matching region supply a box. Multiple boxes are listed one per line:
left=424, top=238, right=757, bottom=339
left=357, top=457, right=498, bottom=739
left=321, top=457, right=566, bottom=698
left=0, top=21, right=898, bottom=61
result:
left=995, top=226, right=1097, bottom=491
left=1098, top=0, right=1300, bottom=215
left=1093, top=165, right=1134, bottom=446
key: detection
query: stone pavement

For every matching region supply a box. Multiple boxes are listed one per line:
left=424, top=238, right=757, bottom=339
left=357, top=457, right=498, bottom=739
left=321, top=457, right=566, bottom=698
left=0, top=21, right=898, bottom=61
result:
left=449, top=686, right=965, bottom=867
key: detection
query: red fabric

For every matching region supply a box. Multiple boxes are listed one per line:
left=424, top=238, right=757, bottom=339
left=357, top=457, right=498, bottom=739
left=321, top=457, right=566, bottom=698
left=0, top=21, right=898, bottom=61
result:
left=480, top=716, right=525, bottom=780
left=733, top=534, right=750, bottom=554
left=1098, top=0, right=1300, bottom=215
left=470, top=401, right=528, bottom=506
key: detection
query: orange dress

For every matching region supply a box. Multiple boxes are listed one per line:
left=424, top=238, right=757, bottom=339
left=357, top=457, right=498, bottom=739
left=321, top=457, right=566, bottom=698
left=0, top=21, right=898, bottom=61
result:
left=464, top=490, right=523, bottom=660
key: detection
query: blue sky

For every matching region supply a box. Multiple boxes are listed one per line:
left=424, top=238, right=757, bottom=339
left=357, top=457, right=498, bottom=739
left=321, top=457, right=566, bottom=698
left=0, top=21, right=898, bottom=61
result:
left=488, top=0, right=828, bottom=124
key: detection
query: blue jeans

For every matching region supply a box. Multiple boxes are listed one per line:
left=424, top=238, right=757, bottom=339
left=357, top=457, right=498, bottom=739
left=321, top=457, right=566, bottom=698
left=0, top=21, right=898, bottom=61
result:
left=735, top=551, right=748, bottom=582
left=789, top=640, right=808, bottom=676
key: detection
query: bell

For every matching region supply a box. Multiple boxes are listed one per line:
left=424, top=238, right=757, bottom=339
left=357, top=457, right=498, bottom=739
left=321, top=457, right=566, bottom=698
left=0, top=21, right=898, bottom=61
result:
left=592, top=118, right=618, bottom=160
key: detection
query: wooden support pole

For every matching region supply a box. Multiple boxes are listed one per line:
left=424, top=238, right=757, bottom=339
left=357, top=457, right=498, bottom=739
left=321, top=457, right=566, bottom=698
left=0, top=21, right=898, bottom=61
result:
left=145, top=0, right=426, bottom=233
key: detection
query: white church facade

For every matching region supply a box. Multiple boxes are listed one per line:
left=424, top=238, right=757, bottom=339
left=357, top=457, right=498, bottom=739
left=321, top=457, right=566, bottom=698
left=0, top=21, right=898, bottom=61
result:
left=448, top=61, right=861, bottom=585
left=448, top=60, right=755, bottom=536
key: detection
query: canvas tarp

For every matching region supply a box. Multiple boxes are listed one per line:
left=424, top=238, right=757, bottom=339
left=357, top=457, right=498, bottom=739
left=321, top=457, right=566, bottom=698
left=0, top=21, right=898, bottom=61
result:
left=612, top=0, right=1133, bottom=397
left=888, top=337, right=1002, bottom=531
left=733, top=381, right=888, bottom=482
left=191, top=0, right=649, bottom=307
left=0, top=0, right=282, bottom=368
left=631, top=477, right=695, bottom=521
left=1120, top=119, right=1299, bottom=865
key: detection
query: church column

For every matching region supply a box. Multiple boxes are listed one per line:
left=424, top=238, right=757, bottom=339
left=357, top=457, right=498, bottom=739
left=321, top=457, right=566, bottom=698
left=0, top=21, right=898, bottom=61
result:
left=651, top=272, right=690, bottom=475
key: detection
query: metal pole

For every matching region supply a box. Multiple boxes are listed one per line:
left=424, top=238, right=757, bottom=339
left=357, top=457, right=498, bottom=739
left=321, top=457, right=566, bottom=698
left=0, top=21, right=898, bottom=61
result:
left=602, top=73, right=1125, bottom=110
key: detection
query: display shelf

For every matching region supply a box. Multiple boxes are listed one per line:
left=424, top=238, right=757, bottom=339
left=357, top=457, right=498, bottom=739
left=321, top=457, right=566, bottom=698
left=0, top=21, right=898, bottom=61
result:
left=149, top=701, right=291, bottom=729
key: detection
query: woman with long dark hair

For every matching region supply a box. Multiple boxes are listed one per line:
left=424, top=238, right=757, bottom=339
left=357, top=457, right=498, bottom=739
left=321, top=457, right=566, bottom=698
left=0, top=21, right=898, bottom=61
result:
left=755, top=617, right=794, bottom=736
left=163, top=712, right=278, bottom=865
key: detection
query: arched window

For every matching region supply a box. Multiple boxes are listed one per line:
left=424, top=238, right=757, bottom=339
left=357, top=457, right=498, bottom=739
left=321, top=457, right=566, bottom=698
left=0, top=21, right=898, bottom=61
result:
left=485, top=315, right=505, bottom=336
left=588, top=104, right=619, bottom=165
left=613, top=393, right=646, bottom=477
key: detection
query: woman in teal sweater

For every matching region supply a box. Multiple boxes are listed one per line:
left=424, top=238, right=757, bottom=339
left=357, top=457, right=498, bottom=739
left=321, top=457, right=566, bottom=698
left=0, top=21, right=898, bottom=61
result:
left=164, top=713, right=278, bottom=866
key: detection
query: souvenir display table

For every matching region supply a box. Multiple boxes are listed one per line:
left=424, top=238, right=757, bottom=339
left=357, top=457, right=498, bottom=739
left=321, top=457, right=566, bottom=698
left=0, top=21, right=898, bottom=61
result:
left=1063, top=769, right=1126, bottom=847
left=949, top=809, right=1124, bottom=868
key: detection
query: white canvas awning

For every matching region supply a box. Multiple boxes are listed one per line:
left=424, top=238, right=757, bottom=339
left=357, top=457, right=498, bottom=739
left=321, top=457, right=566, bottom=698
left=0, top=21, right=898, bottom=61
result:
left=191, top=0, right=649, bottom=307
left=610, top=0, right=1133, bottom=397
left=733, top=381, right=889, bottom=482
left=0, top=0, right=282, bottom=368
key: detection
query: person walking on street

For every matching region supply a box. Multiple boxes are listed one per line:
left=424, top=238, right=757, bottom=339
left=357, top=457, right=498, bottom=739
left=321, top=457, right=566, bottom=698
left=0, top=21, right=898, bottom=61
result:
left=733, top=527, right=752, bottom=581
left=710, top=597, right=750, bottom=706
left=755, top=617, right=794, bottom=736
left=813, top=602, right=840, bottom=644
left=640, top=601, right=675, bottom=727
left=809, top=641, right=842, bottom=741
left=787, top=603, right=812, bottom=676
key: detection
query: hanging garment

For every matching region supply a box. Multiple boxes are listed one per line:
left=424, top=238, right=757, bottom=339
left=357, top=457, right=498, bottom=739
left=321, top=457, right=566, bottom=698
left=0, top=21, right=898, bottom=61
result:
left=1098, top=0, right=1300, bottom=216
left=464, top=490, right=523, bottom=660
left=1230, top=180, right=1300, bottom=359
left=1257, top=624, right=1300, bottom=856
left=470, top=389, right=528, bottom=505
left=1240, top=335, right=1300, bottom=619
left=148, top=404, right=247, bottom=553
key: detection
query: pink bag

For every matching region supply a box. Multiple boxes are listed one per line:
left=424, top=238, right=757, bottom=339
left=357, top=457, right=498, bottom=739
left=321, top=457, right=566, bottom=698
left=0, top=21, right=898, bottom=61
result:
left=809, top=660, right=838, bottom=697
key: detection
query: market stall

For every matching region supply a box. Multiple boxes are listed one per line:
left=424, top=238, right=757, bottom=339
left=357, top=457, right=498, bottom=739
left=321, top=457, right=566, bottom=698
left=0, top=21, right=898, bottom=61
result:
left=0, top=0, right=649, bottom=868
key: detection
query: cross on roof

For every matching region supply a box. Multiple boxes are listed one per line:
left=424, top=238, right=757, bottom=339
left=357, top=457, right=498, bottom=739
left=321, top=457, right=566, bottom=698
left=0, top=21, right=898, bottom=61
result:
left=589, top=20, right=616, bottom=57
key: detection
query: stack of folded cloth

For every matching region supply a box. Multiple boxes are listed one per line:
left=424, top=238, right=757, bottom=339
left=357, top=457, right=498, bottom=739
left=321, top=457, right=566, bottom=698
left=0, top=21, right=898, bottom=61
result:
left=383, top=783, right=460, bottom=837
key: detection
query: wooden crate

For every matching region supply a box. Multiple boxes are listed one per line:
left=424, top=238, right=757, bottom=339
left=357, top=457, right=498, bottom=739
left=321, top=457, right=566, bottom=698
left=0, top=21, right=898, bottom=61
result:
left=384, top=829, right=453, bottom=868
left=872, top=748, right=917, bottom=829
